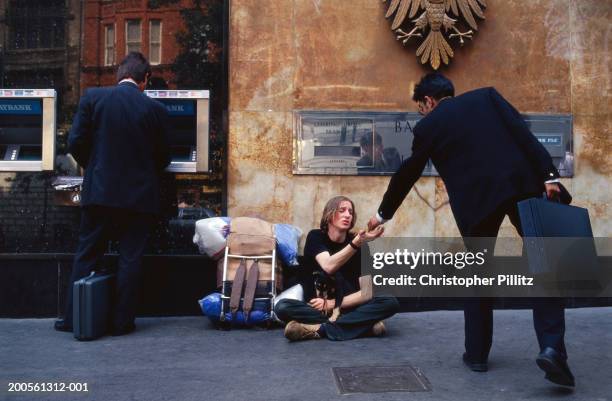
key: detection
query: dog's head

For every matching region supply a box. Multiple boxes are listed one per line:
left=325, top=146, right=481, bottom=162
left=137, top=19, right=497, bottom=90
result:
left=313, top=271, right=335, bottom=299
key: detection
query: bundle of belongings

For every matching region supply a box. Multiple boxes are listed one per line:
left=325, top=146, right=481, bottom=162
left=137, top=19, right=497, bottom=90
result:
left=194, top=217, right=302, bottom=327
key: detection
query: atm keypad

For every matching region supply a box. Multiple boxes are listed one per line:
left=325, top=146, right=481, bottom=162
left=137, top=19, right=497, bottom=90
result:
left=5, top=145, right=19, bottom=161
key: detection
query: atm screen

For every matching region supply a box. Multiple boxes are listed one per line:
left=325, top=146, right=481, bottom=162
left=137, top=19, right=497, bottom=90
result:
left=157, top=99, right=197, bottom=163
left=0, top=99, right=43, bottom=161
left=16, top=145, right=41, bottom=160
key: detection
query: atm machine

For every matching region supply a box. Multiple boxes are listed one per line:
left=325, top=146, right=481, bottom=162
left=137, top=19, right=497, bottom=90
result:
left=144, top=90, right=214, bottom=251
left=0, top=89, right=56, bottom=171
left=144, top=90, right=210, bottom=173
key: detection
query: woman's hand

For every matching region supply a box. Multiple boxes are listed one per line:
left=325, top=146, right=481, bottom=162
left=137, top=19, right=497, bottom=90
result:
left=353, top=225, right=385, bottom=247
left=308, top=298, right=335, bottom=312
left=363, top=225, right=384, bottom=241
left=308, top=298, right=325, bottom=311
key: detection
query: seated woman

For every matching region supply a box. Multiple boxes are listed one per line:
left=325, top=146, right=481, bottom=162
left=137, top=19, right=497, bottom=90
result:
left=275, top=195, right=400, bottom=341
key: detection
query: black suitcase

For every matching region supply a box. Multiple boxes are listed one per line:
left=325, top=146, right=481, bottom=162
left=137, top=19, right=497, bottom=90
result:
left=73, top=271, right=115, bottom=341
left=517, top=197, right=599, bottom=288
left=518, top=197, right=593, bottom=238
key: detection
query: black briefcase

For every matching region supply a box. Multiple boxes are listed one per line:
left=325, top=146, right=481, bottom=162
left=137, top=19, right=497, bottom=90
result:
left=73, top=271, right=115, bottom=341
left=517, top=197, right=598, bottom=284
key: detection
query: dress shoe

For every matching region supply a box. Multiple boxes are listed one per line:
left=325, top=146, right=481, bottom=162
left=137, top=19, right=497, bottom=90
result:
left=54, top=319, right=72, bottom=333
left=462, top=353, right=488, bottom=372
left=284, top=321, right=321, bottom=341
left=536, top=347, right=575, bottom=387
left=111, top=322, right=136, bottom=336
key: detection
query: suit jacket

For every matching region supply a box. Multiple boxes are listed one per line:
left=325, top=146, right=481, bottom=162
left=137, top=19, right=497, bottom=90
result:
left=378, top=87, right=559, bottom=234
left=68, top=82, right=171, bottom=214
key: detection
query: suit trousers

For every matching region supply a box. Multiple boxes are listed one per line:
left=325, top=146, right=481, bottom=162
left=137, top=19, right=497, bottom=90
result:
left=463, top=196, right=567, bottom=362
left=274, top=297, right=400, bottom=341
left=63, top=206, right=155, bottom=330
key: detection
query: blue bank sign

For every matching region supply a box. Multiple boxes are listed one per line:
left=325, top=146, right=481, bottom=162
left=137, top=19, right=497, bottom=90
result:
left=162, top=100, right=195, bottom=116
left=0, top=100, right=42, bottom=115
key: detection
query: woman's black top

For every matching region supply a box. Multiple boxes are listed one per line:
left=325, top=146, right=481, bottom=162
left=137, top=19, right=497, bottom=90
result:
left=301, top=229, right=361, bottom=301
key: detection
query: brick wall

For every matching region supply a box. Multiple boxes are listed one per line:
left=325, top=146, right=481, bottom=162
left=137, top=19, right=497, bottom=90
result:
left=81, top=0, right=192, bottom=89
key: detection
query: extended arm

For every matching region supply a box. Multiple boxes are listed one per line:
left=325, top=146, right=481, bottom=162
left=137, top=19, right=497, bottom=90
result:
left=314, top=227, right=384, bottom=275
left=377, top=128, right=432, bottom=220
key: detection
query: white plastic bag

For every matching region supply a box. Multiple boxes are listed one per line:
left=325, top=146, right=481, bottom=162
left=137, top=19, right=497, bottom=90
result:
left=193, top=217, right=231, bottom=259
left=273, top=284, right=304, bottom=323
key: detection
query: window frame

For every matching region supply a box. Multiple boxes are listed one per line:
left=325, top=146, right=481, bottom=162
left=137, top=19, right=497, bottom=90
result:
left=125, top=19, right=142, bottom=55
left=104, top=24, right=116, bottom=66
left=149, top=19, right=163, bottom=65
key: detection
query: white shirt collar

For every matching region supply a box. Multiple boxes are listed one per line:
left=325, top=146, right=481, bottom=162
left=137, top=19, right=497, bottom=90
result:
left=119, top=78, right=138, bottom=86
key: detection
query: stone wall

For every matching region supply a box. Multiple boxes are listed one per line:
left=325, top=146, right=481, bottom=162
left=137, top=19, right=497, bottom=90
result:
left=227, top=0, right=611, bottom=245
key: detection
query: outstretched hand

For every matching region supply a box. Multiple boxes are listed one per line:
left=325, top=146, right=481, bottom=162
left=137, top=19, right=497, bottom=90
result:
left=356, top=225, right=384, bottom=244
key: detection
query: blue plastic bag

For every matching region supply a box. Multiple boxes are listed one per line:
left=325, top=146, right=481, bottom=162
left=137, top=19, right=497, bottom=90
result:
left=274, top=224, right=302, bottom=267
left=198, top=292, right=271, bottom=325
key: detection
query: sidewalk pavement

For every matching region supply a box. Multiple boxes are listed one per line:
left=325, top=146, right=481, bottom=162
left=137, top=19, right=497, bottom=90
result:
left=1, top=308, right=611, bottom=401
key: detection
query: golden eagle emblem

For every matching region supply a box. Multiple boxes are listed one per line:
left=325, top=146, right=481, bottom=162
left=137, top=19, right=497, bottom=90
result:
left=384, top=0, right=486, bottom=70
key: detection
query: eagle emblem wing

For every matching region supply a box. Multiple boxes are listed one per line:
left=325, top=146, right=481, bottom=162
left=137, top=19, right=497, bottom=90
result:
left=383, top=0, right=486, bottom=69
left=445, top=0, right=486, bottom=30
left=386, top=0, right=424, bottom=30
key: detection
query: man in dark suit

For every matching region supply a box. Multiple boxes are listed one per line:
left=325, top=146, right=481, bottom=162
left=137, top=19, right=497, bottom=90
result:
left=55, top=52, right=170, bottom=336
left=367, top=73, right=575, bottom=386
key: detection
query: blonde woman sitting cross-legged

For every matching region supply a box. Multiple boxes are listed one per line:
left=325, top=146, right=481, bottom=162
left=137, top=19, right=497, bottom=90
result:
left=275, top=196, right=400, bottom=341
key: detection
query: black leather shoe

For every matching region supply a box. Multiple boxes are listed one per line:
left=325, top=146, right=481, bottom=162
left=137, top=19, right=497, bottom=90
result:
left=112, top=323, right=136, bottom=336
left=463, top=353, right=488, bottom=372
left=54, top=319, right=72, bottom=333
left=536, top=347, right=575, bottom=387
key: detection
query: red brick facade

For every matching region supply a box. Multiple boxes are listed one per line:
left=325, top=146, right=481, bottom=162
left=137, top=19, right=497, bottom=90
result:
left=80, top=0, right=192, bottom=90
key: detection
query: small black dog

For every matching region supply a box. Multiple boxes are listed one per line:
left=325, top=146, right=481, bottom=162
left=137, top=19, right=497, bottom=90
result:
left=313, top=271, right=344, bottom=321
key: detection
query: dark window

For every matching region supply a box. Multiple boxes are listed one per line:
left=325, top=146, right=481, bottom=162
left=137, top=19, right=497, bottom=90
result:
left=104, top=24, right=115, bottom=66
left=7, top=0, right=66, bottom=50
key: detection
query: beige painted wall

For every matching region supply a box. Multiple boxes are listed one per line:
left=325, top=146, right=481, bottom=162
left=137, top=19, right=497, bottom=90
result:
left=227, top=0, right=611, bottom=245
